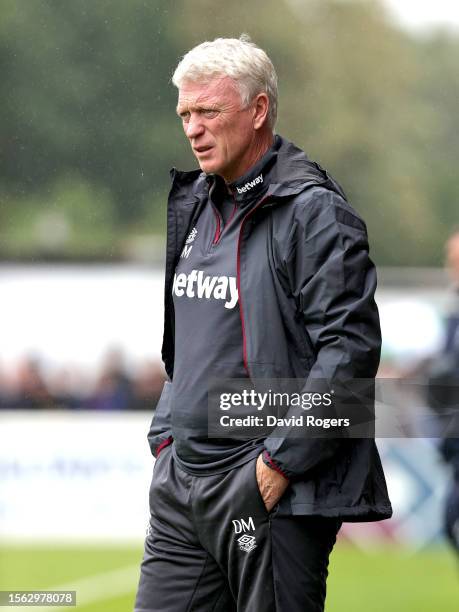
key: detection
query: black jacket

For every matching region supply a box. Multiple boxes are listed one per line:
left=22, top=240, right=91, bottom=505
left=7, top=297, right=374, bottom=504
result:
left=148, top=135, right=393, bottom=521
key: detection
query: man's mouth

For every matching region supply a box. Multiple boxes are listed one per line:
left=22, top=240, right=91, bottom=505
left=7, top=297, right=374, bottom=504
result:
left=193, top=145, right=213, bottom=154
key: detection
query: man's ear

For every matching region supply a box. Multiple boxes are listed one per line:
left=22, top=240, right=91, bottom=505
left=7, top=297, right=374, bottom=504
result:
left=252, top=93, right=269, bottom=130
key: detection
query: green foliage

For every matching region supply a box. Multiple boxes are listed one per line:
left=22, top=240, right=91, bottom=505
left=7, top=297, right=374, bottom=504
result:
left=1, top=0, right=459, bottom=264
left=0, top=174, right=118, bottom=258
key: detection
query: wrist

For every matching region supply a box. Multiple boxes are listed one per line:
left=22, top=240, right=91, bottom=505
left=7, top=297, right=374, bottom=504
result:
left=262, top=450, right=289, bottom=481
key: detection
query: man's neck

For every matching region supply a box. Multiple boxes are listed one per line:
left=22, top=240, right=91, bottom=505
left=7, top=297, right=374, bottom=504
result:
left=223, top=131, right=274, bottom=185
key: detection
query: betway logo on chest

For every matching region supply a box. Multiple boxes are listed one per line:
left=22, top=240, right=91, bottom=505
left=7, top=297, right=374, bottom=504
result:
left=172, top=270, right=238, bottom=309
left=236, top=173, right=263, bottom=194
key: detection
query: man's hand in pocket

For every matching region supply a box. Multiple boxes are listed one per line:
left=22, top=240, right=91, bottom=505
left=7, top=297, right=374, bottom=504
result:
left=256, top=453, right=289, bottom=512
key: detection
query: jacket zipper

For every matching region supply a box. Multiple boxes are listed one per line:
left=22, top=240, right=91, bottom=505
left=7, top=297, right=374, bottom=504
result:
left=211, top=204, right=222, bottom=245
left=211, top=191, right=238, bottom=246
left=236, top=194, right=270, bottom=378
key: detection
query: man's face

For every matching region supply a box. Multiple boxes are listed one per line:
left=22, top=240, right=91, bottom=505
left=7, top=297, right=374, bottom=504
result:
left=176, top=76, right=257, bottom=182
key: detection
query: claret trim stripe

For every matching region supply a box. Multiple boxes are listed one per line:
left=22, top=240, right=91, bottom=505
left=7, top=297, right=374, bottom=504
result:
left=236, top=194, right=270, bottom=377
left=263, top=450, right=290, bottom=481
left=156, top=436, right=173, bottom=458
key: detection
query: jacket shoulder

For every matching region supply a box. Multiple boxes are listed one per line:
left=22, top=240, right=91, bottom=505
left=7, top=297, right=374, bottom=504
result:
left=289, top=185, right=368, bottom=234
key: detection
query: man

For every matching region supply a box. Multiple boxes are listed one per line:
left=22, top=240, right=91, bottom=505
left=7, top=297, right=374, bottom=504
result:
left=438, top=232, right=459, bottom=554
left=135, top=36, right=392, bottom=611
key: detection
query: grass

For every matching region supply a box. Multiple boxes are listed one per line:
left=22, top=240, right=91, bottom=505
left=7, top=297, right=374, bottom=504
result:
left=327, top=545, right=458, bottom=612
left=0, top=544, right=457, bottom=611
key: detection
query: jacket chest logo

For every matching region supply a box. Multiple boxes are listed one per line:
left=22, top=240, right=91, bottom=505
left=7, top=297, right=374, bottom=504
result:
left=181, top=227, right=198, bottom=259
left=172, top=270, right=238, bottom=309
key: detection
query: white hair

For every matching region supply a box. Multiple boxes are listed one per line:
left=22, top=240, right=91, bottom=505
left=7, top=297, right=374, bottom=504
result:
left=172, top=34, right=278, bottom=130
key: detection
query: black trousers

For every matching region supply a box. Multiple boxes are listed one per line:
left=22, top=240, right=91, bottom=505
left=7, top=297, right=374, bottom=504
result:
left=135, top=446, right=341, bottom=612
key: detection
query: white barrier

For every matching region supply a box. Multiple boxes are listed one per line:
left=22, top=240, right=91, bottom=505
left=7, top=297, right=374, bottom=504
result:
left=0, top=410, right=154, bottom=542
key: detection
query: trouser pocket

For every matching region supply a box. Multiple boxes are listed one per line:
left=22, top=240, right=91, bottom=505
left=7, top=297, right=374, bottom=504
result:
left=248, top=455, right=280, bottom=518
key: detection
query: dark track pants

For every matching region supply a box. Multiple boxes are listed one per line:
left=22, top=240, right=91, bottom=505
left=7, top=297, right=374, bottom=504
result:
left=135, top=446, right=341, bottom=612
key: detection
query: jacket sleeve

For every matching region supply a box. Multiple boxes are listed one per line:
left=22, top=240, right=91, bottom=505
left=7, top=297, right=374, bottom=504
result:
left=263, top=188, right=381, bottom=479
left=147, top=380, right=173, bottom=457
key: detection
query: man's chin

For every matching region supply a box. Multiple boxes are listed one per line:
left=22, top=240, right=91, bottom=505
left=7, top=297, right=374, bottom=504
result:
left=199, top=164, right=219, bottom=176
left=195, top=157, right=223, bottom=176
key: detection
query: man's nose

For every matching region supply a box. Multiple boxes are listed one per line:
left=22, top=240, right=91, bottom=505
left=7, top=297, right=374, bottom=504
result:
left=184, top=114, right=205, bottom=139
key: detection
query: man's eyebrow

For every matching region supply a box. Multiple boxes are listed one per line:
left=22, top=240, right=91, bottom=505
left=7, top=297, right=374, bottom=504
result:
left=176, top=100, right=219, bottom=115
left=176, top=103, right=188, bottom=115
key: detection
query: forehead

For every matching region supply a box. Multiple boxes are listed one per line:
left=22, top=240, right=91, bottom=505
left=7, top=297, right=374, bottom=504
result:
left=177, top=76, right=241, bottom=110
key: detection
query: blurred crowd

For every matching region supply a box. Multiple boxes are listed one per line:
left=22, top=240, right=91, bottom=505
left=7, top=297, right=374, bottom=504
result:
left=0, top=349, right=166, bottom=411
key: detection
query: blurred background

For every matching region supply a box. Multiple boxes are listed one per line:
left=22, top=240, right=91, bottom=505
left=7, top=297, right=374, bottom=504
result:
left=1, top=0, right=459, bottom=610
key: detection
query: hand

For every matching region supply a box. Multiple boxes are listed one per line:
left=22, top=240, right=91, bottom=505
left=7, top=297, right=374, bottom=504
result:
left=256, top=453, right=289, bottom=512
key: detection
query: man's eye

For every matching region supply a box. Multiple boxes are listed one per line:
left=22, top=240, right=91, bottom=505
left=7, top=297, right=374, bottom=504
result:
left=202, top=109, right=219, bottom=118
left=180, top=112, right=191, bottom=122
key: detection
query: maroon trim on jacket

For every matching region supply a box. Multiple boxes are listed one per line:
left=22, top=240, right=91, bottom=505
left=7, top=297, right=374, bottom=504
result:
left=236, top=195, right=270, bottom=376
left=212, top=208, right=221, bottom=244
left=263, top=449, right=290, bottom=481
left=212, top=194, right=237, bottom=245
left=156, top=436, right=173, bottom=458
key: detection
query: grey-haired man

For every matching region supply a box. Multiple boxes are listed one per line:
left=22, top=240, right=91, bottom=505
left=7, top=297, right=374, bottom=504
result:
left=135, top=36, right=392, bottom=612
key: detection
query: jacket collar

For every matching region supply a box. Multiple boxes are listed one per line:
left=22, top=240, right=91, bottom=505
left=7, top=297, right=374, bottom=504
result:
left=169, top=134, right=347, bottom=208
left=220, top=136, right=280, bottom=206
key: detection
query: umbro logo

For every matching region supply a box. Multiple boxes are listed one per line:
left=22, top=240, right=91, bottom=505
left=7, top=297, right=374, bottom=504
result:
left=232, top=517, right=257, bottom=553
left=237, top=534, right=257, bottom=553
left=236, top=173, right=263, bottom=194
